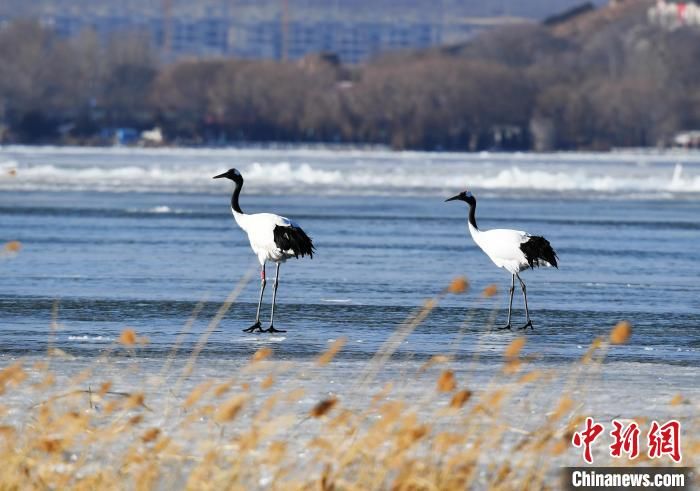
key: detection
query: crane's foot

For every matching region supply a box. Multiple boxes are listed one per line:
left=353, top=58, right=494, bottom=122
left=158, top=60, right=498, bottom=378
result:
left=243, top=322, right=264, bottom=333
left=264, top=325, right=286, bottom=334
left=518, top=320, right=533, bottom=330
left=497, top=324, right=512, bottom=330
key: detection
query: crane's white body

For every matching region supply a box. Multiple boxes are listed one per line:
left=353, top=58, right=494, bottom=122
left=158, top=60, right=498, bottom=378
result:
left=231, top=209, right=299, bottom=265
left=468, top=223, right=533, bottom=275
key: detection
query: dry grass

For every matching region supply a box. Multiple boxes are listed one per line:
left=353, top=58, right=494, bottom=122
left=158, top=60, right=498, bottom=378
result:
left=0, top=274, right=697, bottom=490
left=1, top=240, right=22, bottom=259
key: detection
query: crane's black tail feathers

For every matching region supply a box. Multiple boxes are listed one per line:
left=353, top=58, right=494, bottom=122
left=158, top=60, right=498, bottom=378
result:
left=520, top=235, right=558, bottom=269
left=274, top=225, right=315, bottom=259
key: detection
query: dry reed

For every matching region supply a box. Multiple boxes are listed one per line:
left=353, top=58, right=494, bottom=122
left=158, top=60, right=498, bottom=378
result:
left=0, top=273, right=696, bottom=490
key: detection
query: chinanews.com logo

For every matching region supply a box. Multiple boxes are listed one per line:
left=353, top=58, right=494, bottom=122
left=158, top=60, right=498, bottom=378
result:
left=572, top=418, right=681, bottom=464
left=562, top=418, right=694, bottom=490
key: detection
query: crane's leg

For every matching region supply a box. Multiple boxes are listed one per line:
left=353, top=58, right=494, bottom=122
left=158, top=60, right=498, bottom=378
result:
left=265, top=263, right=286, bottom=333
left=498, top=274, right=515, bottom=330
left=516, top=273, right=533, bottom=330
left=243, top=263, right=266, bottom=333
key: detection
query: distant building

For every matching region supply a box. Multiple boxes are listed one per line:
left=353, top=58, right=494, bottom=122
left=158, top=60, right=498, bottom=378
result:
left=673, top=130, right=700, bottom=148
left=648, top=1, right=700, bottom=29
left=0, top=0, right=606, bottom=63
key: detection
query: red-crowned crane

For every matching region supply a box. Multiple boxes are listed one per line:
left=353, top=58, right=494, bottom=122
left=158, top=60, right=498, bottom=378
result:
left=214, top=168, right=314, bottom=333
left=445, top=190, right=558, bottom=330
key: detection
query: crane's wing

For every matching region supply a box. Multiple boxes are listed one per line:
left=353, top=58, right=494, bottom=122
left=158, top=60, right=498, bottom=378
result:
left=477, top=228, right=557, bottom=270
left=243, top=213, right=314, bottom=259
left=273, top=222, right=315, bottom=259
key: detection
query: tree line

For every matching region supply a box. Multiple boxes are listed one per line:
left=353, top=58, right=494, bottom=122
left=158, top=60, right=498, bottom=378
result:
left=1, top=6, right=699, bottom=151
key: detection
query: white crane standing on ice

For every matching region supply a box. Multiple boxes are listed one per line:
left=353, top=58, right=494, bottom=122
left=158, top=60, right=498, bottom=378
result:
left=445, top=190, right=558, bottom=330
left=214, top=168, right=315, bottom=333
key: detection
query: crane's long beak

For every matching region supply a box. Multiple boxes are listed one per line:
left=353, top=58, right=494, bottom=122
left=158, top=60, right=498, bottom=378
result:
left=213, top=172, right=227, bottom=179
left=445, top=194, right=461, bottom=202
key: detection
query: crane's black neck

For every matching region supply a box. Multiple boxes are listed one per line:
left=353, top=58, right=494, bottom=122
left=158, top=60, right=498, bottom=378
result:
left=231, top=177, right=244, bottom=214
left=466, top=197, right=478, bottom=229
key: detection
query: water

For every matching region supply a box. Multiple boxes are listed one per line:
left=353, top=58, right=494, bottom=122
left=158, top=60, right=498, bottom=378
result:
left=1, top=146, right=699, bottom=369
left=2, top=147, right=699, bottom=483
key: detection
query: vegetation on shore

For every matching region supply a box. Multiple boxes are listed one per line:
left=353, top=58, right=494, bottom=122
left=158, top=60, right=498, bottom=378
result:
left=1, top=1, right=699, bottom=150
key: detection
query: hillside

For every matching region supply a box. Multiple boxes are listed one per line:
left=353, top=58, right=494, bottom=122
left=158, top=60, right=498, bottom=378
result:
left=1, top=0, right=699, bottom=150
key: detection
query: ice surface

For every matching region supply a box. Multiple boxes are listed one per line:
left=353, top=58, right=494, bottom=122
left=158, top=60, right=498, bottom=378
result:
left=2, top=146, right=700, bottom=197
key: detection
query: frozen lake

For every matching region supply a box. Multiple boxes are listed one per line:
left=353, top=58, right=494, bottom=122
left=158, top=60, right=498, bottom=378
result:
left=0, top=146, right=698, bottom=486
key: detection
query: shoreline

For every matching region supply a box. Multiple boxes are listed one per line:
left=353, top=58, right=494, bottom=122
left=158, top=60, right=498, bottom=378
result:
left=4, top=142, right=700, bottom=156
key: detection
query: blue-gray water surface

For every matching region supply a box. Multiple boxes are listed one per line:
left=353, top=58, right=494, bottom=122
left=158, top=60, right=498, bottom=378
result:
left=1, top=148, right=699, bottom=368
